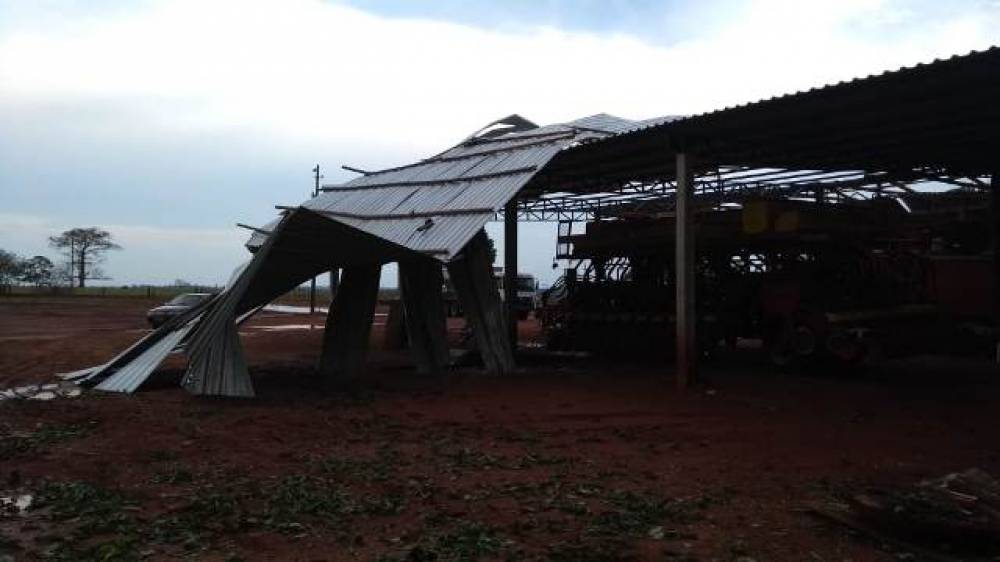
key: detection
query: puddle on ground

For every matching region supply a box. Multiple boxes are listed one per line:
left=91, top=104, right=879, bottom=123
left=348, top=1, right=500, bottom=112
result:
left=0, top=382, right=83, bottom=403
left=254, top=324, right=322, bottom=331
left=261, top=304, right=388, bottom=317
left=241, top=321, right=387, bottom=336
left=262, top=304, right=329, bottom=314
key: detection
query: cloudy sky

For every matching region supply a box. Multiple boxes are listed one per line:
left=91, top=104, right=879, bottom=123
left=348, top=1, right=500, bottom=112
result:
left=1, top=0, right=998, bottom=287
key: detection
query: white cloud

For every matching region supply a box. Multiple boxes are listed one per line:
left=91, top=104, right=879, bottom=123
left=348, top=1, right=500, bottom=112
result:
left=0, top=0, right=997, bottom=284
left=2, top=0, right=997, bottom=157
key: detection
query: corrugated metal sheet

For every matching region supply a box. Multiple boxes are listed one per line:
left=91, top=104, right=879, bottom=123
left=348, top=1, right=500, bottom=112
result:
left=248, top=113, right=673, bottom=257
left=96, top=324, right=193, bottom=393
left=560, top=48, right=1000, bottom=144
left=184, top=209, right=357, bottom=397
left=56, top=365, right=105, bottom=381
left=245, top=217, right=281, bottom=251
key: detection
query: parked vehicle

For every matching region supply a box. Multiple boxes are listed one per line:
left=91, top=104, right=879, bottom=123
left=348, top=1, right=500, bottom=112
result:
left=495, top=267, right=538, bottom=319
left=147, top=293, right=214, bottom=328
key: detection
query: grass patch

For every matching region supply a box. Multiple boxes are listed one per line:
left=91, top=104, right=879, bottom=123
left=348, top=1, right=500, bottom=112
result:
left=441, top=447, right=504, bottom=470
left=0, top=421, right=95, bottom=459
left=24, top=471, right=414, bottom=559
left=547, top=540, right=637, bottom=562
left=312, top=447, right=405, bottom=483
left=585, top=490, right=714, bottom=538
left=264, top=475, right=356, bottom=530
left=32, top=481, right=139, bottom=561
left=145, top=449, right=179, bottom=462
left=34, top=481, right=134, bottom=534
left=389, top=519, right=513, bottom=562
left=149, top=463, right=193, bottom=485
left=432, top=444, right=577, bottom=473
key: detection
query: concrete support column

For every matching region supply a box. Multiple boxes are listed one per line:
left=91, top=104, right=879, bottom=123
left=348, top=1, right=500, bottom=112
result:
left=504, top=198, right=519, bottom=350
left=318, top=263, right=381, bottom=386
left=448, top=230, right=515, bottom=375
left=675, top=152, right=697, bottom=390
left=399, top=259, right=450, bottom=374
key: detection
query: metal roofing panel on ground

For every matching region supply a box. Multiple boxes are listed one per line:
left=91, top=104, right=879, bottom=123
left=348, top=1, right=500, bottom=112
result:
left=95, top=323, right=193, bottom=393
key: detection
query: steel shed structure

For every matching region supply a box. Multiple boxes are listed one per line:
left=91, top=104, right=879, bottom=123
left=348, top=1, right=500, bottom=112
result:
left=88, top=47, right=999, bottom=397
left=516, top=47, right=1000, bottom=387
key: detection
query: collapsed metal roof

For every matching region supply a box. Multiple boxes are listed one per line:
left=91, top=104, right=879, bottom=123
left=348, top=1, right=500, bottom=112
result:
left=248, top=113, right=677, bottom=257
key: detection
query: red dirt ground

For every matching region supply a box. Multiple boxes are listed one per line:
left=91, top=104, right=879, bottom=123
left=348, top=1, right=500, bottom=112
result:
left=1, top=296, right=999, bottom=561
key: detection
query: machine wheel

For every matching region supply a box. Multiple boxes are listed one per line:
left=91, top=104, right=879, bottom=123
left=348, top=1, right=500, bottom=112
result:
left=765, top=328, right=796, bottom=367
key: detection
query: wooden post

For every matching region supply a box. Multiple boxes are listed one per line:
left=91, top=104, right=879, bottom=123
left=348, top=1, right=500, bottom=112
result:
left=318, top=263, right=381, bottom=386
left=400, top=259, right=450, bottom=374
left=675, top=152, right=697, bottom=389
left=504, top=198, right=519, bottom=350
left=447, top=230, right=515, bottom=375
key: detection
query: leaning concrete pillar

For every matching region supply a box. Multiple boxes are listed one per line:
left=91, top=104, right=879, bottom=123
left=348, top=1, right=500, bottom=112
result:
left=399, top=259, right=450, bottom=374
left=675, top=151, right=697, bottom=389
left=318, top=263, right=381, bottom=386
left=447, top=230, right=515, bottom=375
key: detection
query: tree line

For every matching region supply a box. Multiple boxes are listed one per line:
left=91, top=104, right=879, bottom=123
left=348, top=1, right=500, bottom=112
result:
left=0, top=227, right=120, bottom=289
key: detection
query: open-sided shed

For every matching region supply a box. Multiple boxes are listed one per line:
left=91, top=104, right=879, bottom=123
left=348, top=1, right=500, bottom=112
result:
left=83, top=47, right=1000, bottom=397
left=515, top=46, right=1000, bottom=387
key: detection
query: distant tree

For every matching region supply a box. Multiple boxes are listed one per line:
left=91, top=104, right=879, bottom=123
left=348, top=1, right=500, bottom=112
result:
left=173, top=278, right=192, bottom=287
left=19, top=256, right=55, bottom=287
left=0, top=249, right=23, bottom=288
left=48, top=228, right=121, bottom=288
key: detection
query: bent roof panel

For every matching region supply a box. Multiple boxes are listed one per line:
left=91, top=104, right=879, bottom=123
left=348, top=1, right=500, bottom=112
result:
left=271, top=113, right=662, bottom=260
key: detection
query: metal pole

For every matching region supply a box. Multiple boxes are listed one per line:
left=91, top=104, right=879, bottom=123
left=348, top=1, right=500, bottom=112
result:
left=309, top=278, right=317, bottom=314
left=309, top=165, right=322, bottom=315
left=675, top=152, right=696, bottom=389
left=504, top=197, right=519, bottom=350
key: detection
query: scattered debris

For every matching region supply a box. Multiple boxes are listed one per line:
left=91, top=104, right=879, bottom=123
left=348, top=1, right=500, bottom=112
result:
left=55, top=365, right=104, bottom=381
left=0, top=494, right=32, bottom=515
left=812, top=468, right=1000, bottom=560
left=0, top=382, right=82, bottom=402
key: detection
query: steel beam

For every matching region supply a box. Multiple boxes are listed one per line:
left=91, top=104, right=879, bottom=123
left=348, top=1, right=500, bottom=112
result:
left=675, top=152, right=696, bottom=390
left=993, top=170, right=1000, bottom=362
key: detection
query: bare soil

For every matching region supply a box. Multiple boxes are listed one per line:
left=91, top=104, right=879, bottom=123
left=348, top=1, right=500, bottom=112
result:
left=1, top=296, right=999, bottom=561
